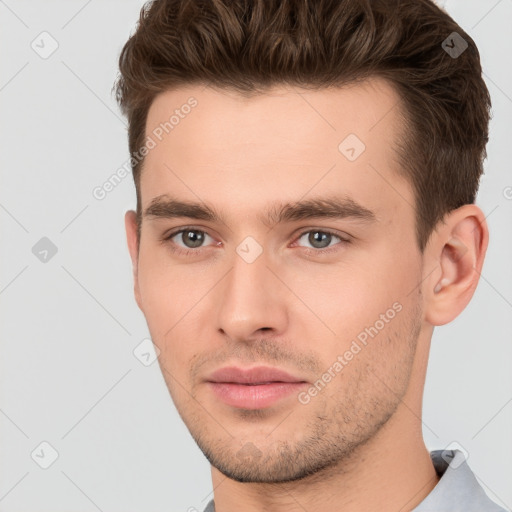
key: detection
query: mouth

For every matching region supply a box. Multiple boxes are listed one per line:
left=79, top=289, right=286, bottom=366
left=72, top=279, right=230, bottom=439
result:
left=205, top=366, right=308, bottom=409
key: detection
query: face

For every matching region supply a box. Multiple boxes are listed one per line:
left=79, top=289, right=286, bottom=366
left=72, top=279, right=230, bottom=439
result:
left=127, top=79, right=428, bottom=483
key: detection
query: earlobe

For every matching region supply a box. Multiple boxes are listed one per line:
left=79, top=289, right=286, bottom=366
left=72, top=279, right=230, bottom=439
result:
left=124, top=210, right=143, bottom=310
left=424, top=205, right=488, bottom=326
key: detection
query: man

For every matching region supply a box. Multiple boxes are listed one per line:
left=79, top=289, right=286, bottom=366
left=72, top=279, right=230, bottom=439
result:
left=115, top=0, right=505, bottom=510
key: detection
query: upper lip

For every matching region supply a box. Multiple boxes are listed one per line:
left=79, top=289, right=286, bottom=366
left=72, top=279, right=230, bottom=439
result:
left=206, top=366, right=306, bottom=384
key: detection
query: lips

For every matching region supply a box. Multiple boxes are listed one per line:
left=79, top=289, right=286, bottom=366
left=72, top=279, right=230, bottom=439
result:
left=207, top=366, right=305, bottom=384
left=206, top=366, right=308, bottom=409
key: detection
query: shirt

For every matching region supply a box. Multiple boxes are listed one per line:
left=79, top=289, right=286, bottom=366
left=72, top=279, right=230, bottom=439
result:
left=202, top=449, right=507, bottom=511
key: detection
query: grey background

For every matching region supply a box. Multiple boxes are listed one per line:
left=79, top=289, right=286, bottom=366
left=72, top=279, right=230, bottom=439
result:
left=1, top=0, right=511, bottom=510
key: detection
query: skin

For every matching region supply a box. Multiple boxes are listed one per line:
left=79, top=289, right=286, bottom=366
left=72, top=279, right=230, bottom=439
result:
left=125, top=78, right=488, bottom=512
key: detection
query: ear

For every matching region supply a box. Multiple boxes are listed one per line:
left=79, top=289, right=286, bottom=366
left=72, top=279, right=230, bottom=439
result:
left=125, top=210, right=143, bottom=311
left=423, top=204, right=489, bottom=326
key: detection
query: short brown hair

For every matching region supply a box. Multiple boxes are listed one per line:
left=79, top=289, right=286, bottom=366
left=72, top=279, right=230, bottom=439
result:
left=114, top=0, right=491, bottom=251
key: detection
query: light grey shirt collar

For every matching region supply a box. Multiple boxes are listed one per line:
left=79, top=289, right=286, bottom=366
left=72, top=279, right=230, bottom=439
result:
left=412, top=449, right=506, bottom=511
left=202, top=449, right=506, bottom=512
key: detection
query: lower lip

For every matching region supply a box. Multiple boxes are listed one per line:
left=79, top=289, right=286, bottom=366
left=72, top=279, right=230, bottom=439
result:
left=207, top=382, right=307, bottom=409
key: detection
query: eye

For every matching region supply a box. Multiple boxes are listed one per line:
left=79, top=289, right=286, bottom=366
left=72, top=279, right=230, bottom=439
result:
left=163, top=228, right=216, bottom=255
left=293, top=229, right=349, bottom=253
left=162, top=227, right=350, bottom=257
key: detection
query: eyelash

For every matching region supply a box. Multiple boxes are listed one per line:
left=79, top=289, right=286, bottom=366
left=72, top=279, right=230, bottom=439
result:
left=161, top=227, right=350, bottom=257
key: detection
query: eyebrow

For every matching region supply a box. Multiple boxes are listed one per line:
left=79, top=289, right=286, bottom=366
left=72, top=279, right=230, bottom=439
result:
left=143, top=194, right=377, bottom=227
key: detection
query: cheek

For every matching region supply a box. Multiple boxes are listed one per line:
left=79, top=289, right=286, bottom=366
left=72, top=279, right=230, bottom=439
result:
left=136, top=249, right=215, bottom=372
left=137, top=241, right=195, bottom=318
left=137, top=253, right=186, bottom=353
left=290, top=243, right=421, bottom=348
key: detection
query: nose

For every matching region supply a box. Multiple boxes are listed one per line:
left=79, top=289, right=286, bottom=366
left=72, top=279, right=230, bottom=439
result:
left=215, top=246, right=289, bottom=344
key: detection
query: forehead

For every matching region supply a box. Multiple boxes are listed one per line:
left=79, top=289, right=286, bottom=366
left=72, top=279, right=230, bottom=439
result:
left=145, top=78, right=403, bottom=154
left=141, top=78, right=413, bottom=227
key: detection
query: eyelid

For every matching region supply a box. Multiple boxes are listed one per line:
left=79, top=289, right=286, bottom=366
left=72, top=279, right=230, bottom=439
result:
left=294, top=227, right=351, bottom=242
